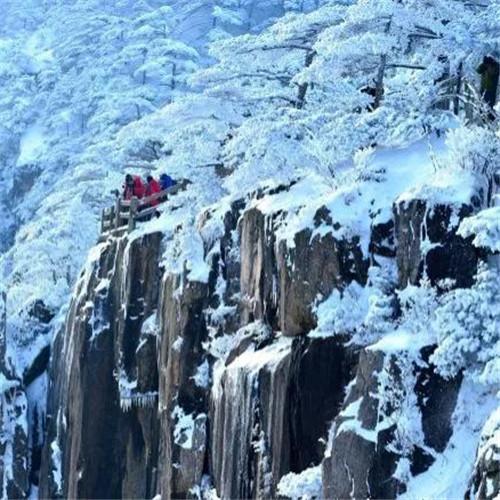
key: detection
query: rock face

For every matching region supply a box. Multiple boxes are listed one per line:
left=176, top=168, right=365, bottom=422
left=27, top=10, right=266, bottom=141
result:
left=395, top=199, right=483, bottom=289
left=322, top=347, right=461, bottom=499
left=40, top=233, right=163, bottom=499
left=467, top=410, right=500, bottom=500
left=239, top=205, right=370, bottom=337
left=277, top=228, right=368, bottom=336
left=0, top=386, right=29, bottom=499
left=157, top=274, right=211, bottom=499
left=210, top=335, right=358, bottom=499
left=38, top=185, right=489, bottom=499
left=0, top=293, right=30, bottom=499
left=240, top=208, right=278, bottom=328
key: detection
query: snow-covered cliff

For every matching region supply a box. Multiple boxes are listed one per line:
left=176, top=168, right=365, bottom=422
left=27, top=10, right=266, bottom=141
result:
left=36, top=139, right=500, bottom=498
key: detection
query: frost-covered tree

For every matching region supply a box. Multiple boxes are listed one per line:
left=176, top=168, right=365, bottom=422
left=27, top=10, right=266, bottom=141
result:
left=305, top=0, right=469, bottom=110
left=193, top=3, right=353, bottom=191
left=197, top=3, right=350, bottom=108
left=431, top=263, right=500, bottom=386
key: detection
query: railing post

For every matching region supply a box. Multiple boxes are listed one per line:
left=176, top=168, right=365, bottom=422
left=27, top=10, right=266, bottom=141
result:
left=114, top=197, right=121, bottom=229
left=128, top=197, right=139, bottom=232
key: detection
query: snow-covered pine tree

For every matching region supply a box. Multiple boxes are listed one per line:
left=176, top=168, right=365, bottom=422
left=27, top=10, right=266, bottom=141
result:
left=431, top=263, right=500, bottom=386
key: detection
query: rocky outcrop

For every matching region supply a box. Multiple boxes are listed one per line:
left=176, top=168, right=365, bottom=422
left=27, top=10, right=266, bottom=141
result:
left=240, top=208, right=279, bottom=328
left=40, top=233, right=163, bottom=499
left=210, top=335, right=358, bottom=499
left=211, top=336, right=293, bottom=499
left=467, top=410, right=500, bottom=500
left=157, top=274, right=211, bottom=499
left=277, top=228, right=368, bottom=336
left=395, top=199, right=483, bottom=289
left=239, top=204, right=370, bottom=338
left=0, top=387, right=29, bottom=499
left=322, top=346, right=462, bottom=499
left=38, top=182, right=489, bottom=500
left=0, top=292, right=30, bottom=499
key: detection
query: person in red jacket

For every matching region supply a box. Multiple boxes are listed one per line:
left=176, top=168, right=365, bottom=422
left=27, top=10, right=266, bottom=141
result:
left=145, top=175, right=161, bottom=206
left=123, top=174, right=145, bottom=200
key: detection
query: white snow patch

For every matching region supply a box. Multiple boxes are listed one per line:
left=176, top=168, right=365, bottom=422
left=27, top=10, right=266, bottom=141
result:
left=172, top=336, right=184, bottom=352
left=172, top=406, right=206, bottom=450
left=458, top=206, right=500, bottom=253
left=369, top=329, right=433, bottom=354
left=141, top=312, right=158, bottom=336
left=277, top=465, right=322, bottom=499
left=399, top=380, right=498, bottom=500
left=50, top=440, right=63, bottom=494
left=227, top=336, right=292, bottom=373
left=191, top=359, right=210, bottom=388
left=17, top=124, right=46, bottom=166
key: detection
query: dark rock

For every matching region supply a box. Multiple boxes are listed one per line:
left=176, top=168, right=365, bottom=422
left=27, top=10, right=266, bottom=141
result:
left=157, top=274, right=211, bottom=499
left=287, top=336, right=359, bottom=472
left=277, top=224, right=369, bottom=337
left=322, top=346, right=462, bottom=499
left=322, top=349, right=403, bottom=499
left=416, top=346, right=462, bottom=455
left=395, top=199, right=483, bottom=289
left=23, top=345, right=50, bottom=387
left=28, top=300, right=55, bottom=325
left=239, top=208, right=279, bottom=328
left=0, top=387, right=30, bottom=499
left=370, top=219, right=396, bottom=258
left=211, top=336, right=359, bottom=499
left=39, top=233, right=163, bottom=499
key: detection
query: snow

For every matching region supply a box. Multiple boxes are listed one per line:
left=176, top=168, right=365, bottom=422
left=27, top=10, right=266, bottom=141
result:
left=226, top=335, right=292, bottom=373
left=16, top=125, right=46, bottom=166
left=191, top=359, right=210, bottom=389
left=172, top=405, right=206, bottom=451
left=309, top=261, right=396, bottom=343
left=0, top=373, right=19, bottom=394
left=459, top=206, right=500, bottom=252
left=172, top=337, right=184, bottom=352
left=1, top=0, right=500, bottom=495
left=206, top=321, right=271, bottom=363
left=399, top=380, right=498, bottom=500
left=141, top=312, right=158, bottom=336
left=369, top=329, right=433, bottom=353
left=50, top=440, right=62, bottom=495
left=248, top=133, right=478, bottom=261
left=172, top=405, right=196, bottom=449
left=479, top=407, right=500, bottom=457
left=309, top=281, right=370, bottom=338
left=277, top=465, right=322, bottom=499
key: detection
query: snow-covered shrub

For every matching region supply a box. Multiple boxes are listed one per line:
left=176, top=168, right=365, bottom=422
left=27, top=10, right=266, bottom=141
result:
left=445, top=126, right=500, bottom=177
left=376, top=351, right=426, bottom=475
left=397, top=278, right=438, bottom=340
left=311, top=264, right=396, bottom=343
left=277, top=465, right=322, bottom=500
left=431, top=263, right=500, bottom=385
left=458, top=206, right=500, bottom=253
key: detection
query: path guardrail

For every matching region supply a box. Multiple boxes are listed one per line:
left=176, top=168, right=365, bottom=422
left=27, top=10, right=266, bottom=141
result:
left=99, top=179, right=189, bottom=240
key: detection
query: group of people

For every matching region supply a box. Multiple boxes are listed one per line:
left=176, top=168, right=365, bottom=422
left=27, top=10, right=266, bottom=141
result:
left=122, top=173, right=176, bottom=206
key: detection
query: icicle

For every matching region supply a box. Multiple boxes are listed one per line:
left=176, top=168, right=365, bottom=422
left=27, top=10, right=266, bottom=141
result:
left=120, top=391, right=159, bottom=412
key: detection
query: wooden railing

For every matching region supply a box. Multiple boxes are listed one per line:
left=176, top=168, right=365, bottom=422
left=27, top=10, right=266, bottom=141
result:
left=100, top=179, right=189, bottom=239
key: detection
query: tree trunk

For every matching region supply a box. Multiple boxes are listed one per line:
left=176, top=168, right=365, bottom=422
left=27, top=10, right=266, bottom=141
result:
left=373, top=18, right=393, bottom=110
left=453, top=62, right=463, bottom=115
left=296, top=50, right=316, bottom=109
